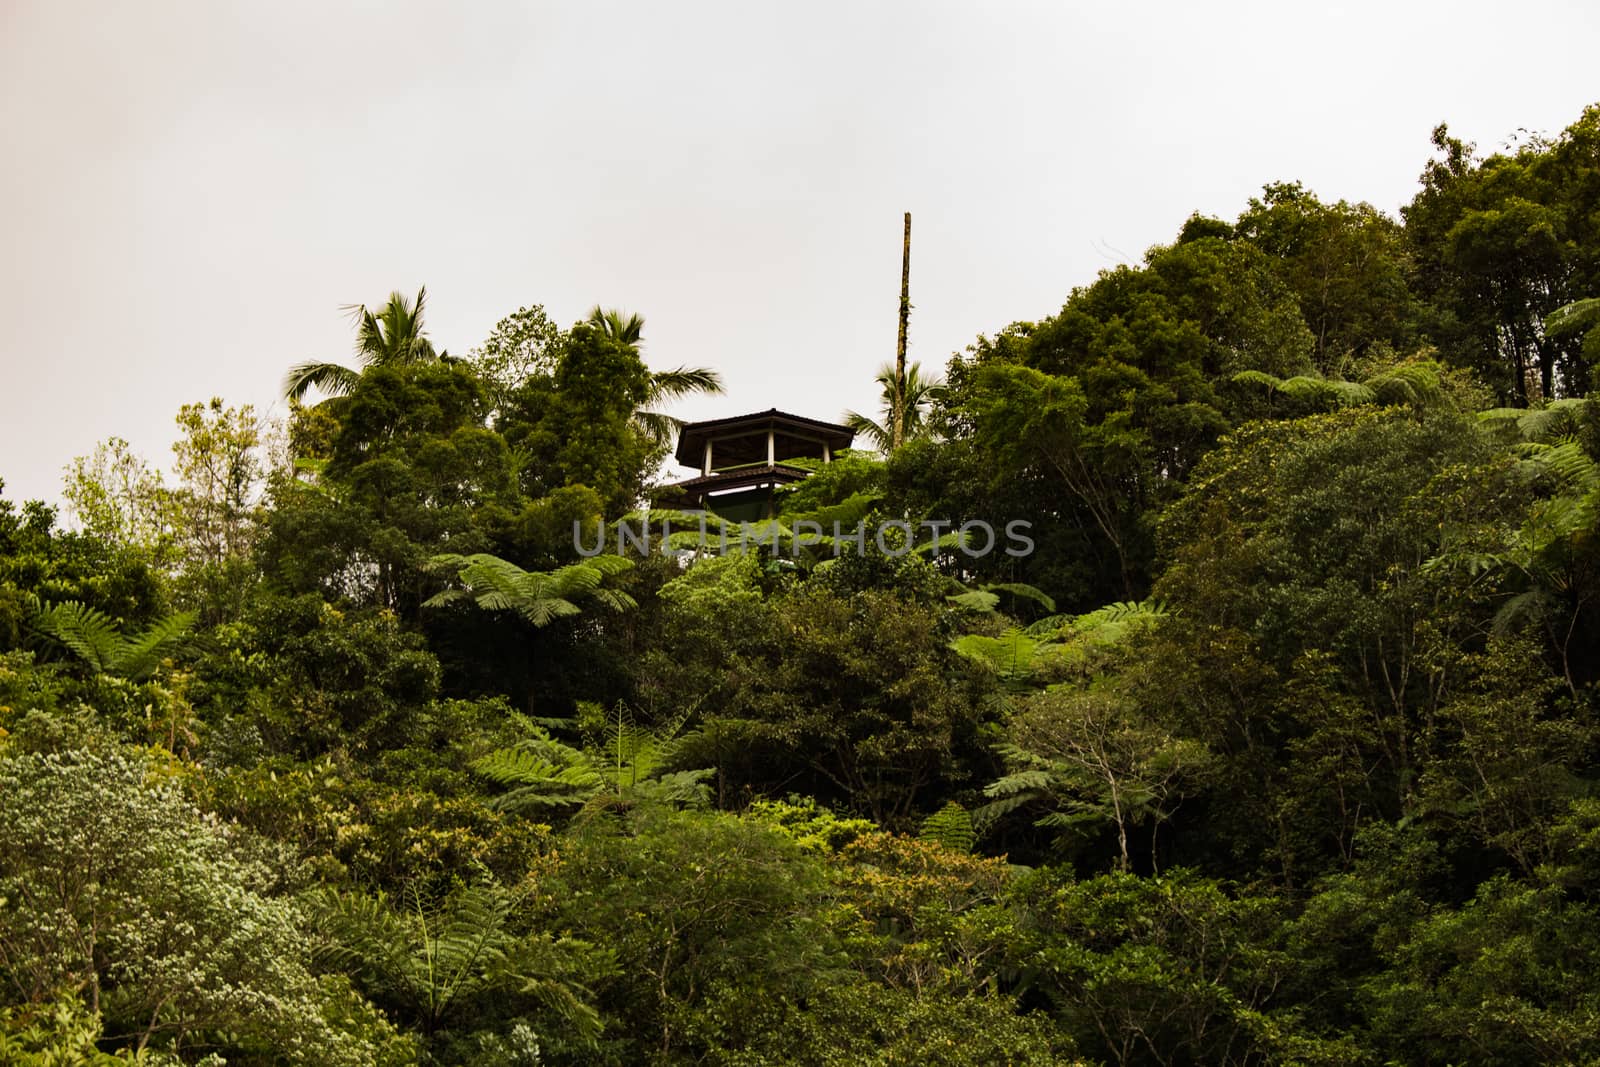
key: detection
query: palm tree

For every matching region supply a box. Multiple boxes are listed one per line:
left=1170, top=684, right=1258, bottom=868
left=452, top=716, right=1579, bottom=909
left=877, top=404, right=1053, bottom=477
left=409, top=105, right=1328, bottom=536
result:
left=584, top=306, right=724, bottom=446
left=584, top=306, right=645, bottom=348
left=283, top=287, right=440, bottom=402
left=844, top=361, right=944, bottom=453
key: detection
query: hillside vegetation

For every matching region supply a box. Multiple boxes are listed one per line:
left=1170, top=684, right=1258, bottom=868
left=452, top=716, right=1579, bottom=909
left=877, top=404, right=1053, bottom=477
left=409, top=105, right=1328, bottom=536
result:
left=3, top=107, right=1600, bottom=1065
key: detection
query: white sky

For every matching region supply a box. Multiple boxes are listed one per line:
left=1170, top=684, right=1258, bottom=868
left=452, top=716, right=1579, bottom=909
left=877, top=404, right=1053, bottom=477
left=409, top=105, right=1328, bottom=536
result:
left=2, top=0, right=1597, bottom=507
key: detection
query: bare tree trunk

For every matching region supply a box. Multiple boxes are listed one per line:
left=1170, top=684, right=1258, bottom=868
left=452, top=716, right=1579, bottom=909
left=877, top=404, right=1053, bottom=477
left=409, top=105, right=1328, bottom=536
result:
left=893, top=212, right=911, bottom=451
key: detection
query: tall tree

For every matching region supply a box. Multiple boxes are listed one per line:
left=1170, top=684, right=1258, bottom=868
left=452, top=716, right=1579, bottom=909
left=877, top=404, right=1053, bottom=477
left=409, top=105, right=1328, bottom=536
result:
left=583, top=306, right=724, bottom=446
left=171, top=398, right=264, bottom=568
left=1232, top=182, right=1422, bottom=374
left=60, top=437, right=178, bottom=566
left=1404, top=109, right=1600, bottom=401
left=468, top=304, right=563, bottom=414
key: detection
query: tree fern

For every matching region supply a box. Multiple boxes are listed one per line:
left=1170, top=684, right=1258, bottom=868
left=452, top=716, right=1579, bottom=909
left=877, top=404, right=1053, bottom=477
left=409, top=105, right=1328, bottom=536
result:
left=585, top=700, right=698, bottom=797
left=973, top=761, right=1055, bottom=831
left=427, top=552, right=637, bottom=626
left=32, top=601, right=120, bottom=672
left=472, top=735, right=607, bottom=812
left=305, top=882, right=602, bottom=1043
left=795, top=490, right=884, bottom=534
left=1544, top=296, right=1600, bottom=338
left=945, top=581, right=1056, bottom=615
left=981, top=582, right=1056, bottom=613
left=31, top=602, right=195, bottom=679
left=1234, top=360, right=1443, bottom=412
left=946, top=589, right=1001, bottom=613
left=1232, top=369, right=1374, bottom=408
left=474, top=707, right=710, bottom=815
left=951, top=628, right=1060, bottom=689
left=1365, top=361, right=1442, bottom=408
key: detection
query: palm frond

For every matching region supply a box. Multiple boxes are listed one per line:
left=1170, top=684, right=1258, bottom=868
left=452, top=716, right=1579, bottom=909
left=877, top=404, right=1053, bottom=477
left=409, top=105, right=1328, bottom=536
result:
left=848, top=360, right=945, bottom=452
left=634, top=410, right=683, bottom=448
left=648, top=366, right=724, bottom=402
left=585, top=306, right=645, bottom=347
left=842, top=410, right=891, bottom=452
left=282, top=360, right=362, bottom=402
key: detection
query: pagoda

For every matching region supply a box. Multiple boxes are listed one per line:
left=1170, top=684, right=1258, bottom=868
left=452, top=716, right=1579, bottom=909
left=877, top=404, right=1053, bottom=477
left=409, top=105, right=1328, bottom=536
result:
left=660, top=409, right=855, bottom=521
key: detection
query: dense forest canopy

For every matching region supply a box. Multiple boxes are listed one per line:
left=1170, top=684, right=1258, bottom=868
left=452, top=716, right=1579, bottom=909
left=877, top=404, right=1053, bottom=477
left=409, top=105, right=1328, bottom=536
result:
left=2, top=106, right=1600, bottom=1065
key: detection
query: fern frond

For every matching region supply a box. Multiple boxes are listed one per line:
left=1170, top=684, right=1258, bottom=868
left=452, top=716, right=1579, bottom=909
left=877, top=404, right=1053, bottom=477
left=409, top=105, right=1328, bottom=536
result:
left=983, top=769, right=1054, bottom=797
left=972, top=792, right=1040, bottom=830
left=947, top=590, right=1001, bottom=613
left=913, top=530, right=973, bottom=556
left=1023, top=613, right=1073, bottom=637
left=1366, top=361, right=1442, bottom=408
left=1544, top=297, right=1600, bottom=337
left=981, top=582, right=1056, bottom=613
left=32, top=601, right=122, bottom=673
left=794, top=491, right=884, bottom=531
left=1517, top=398, right=1592, bottom=443
left=919, top=802, right=977, bottom=853
left=111, top=610, right=196, bottom=679
left=473, top=741, right=606, bottom=812
left=1279, top=375, right=1374, bottom=407
left=1231, top=369, right=1285, bottom=391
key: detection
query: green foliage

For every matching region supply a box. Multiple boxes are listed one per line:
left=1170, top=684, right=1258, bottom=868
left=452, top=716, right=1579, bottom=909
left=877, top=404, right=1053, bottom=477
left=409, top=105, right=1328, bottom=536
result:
left=1404, top=109, right=1600, bottom=400
left=0, top=748, right=406, bottom=1064
left=31, top=601, right=194, bottom=679
left=59, top=438, right=179, bottom=568
left=428, top=551, right=636, bottom=626
left=919, top=801, right=976, bottom=853
left=1233, top=181, right=1422, bottom=374
left=306, top=880, right=604, bottom=1055
left=1011, top=867, right=1337, bottom=1066
left=0, top=992, right=165, bottom=1065
left=982, top=689, right=1213, bottom=871
left=951, top=598, right=1166, bottom=690
left=772, top=449, right=886, bottom=517
left=284, top=287, right=440, bottom=403
left=843, top=361, right=945, bottom=452
left=654, top=584, right=997, bottom=824
left=548, top=806, right=841, bottom=1061
left=497, top=323, right=654, bottom=514
left=187, top=592, right=442, bottom=757
left=473, top=732, right=609, bottom=812
left=10, top=113, right=1600, bottom=1064
left=468, top=304, right=563, bottom=414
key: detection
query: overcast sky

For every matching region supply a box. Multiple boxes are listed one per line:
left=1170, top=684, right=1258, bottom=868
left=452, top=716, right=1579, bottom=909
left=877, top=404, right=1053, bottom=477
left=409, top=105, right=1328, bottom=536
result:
left=2, top=1, right=1597, bottom=507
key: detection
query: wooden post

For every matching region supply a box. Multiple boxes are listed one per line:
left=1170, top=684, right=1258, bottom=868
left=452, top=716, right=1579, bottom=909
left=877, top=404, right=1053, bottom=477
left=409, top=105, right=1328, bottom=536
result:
left=893, top=211, right=911, bottom=452
left=766, top=429, right=775, bottom=466
left=702, top=440, right=713, bottom=476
